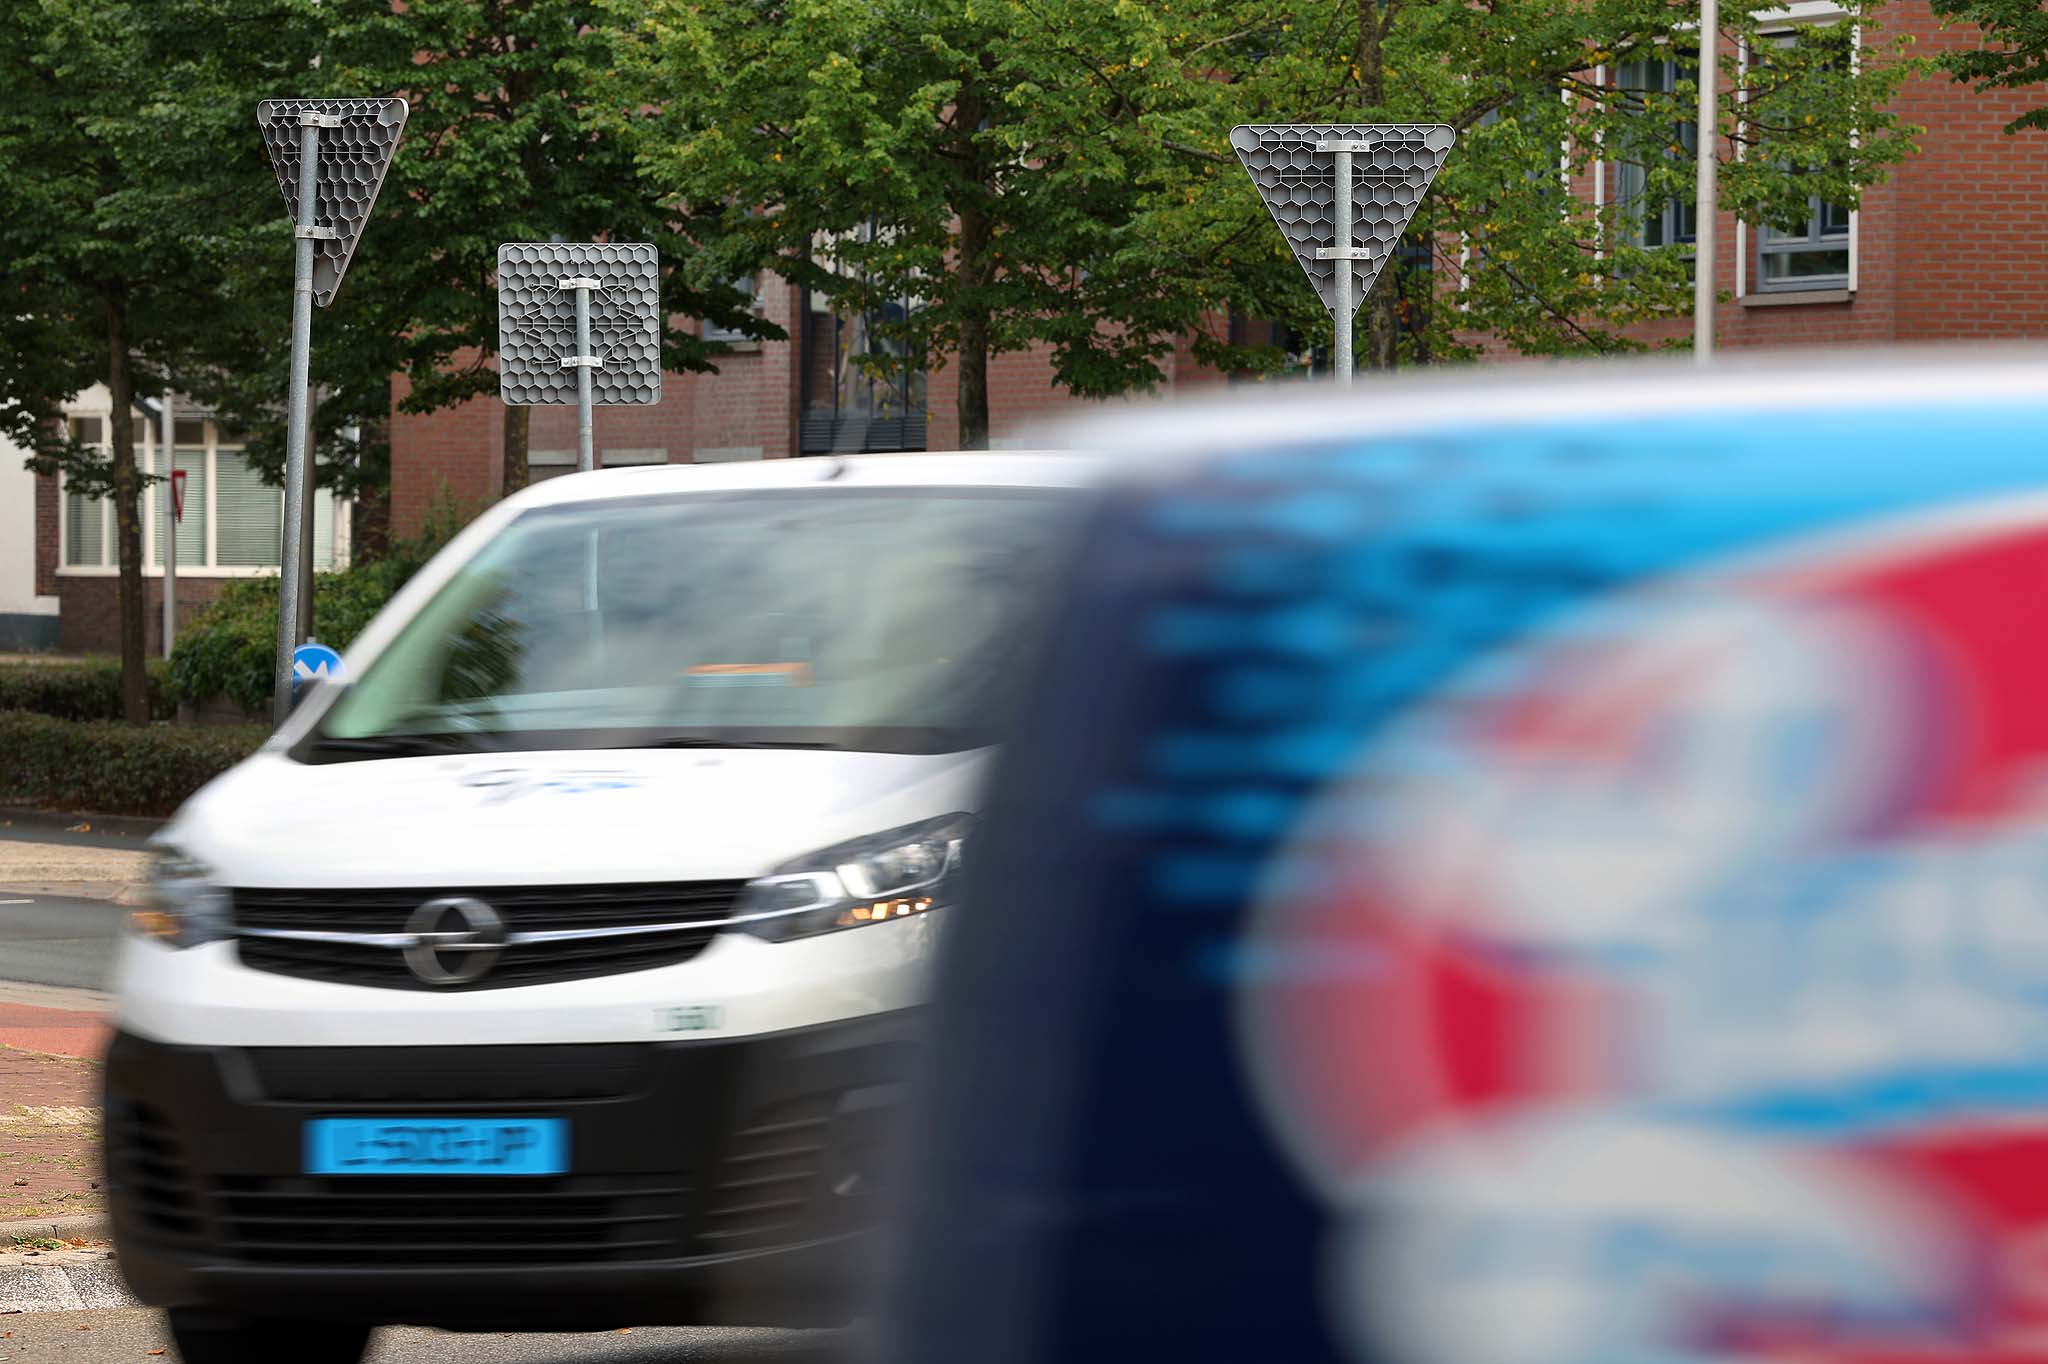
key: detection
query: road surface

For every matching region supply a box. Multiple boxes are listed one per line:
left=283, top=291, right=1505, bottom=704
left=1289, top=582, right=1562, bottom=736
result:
left=0, top=893, right=127, bottom=993
left=0, top=1308, right=851, bottom=1362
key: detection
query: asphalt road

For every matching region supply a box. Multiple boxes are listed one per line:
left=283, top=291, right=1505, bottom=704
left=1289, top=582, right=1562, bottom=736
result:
left=0, top=812, right=160, bottom=851
left=0, top=1309, right=852, bottom=1363
left=0, top=893, right=127, bottom=992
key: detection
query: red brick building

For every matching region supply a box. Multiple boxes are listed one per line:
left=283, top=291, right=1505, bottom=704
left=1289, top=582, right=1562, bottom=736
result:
left=33, top=0, right=2048, bottom=649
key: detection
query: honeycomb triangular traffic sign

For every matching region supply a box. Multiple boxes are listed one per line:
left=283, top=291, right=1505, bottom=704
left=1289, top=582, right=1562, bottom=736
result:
left=256, top=98, right=408, bottom=308
left=1230, top=125, right=1455, bottom=319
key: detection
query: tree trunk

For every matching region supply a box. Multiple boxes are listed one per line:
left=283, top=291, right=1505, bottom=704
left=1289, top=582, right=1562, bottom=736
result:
left=104, top=292, right=148, bottom=724
left=952, top=89, right=992, bottom=451
left=956, top=309, right=990, bottom=450
left=502, top=404, right=530, bottom=496
left=1364, top=288, right=1399, bottom=371
left=351, top=489, right=390, bottom=563
left=1356, top=0, right=1402, bottom=373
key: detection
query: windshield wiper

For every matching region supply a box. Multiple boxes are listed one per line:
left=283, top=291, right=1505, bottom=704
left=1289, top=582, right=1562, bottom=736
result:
left=636, top=736, right=842, bottom=751
left=309, top=733, right=488, bottom=758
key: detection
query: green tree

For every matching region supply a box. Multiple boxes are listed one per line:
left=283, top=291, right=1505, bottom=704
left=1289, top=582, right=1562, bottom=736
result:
left=612, top=0, right=1918, bottom=424
left=1926, top=0, right=2048, bottom=133
left=609, top=0, right=1311, bottom=448
left=0, top=0, right=321, bottom=722
left=279, top=0, right=768, bottom=501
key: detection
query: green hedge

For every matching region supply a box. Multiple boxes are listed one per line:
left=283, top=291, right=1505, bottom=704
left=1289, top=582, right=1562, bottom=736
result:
left=0, top=658, right=175, bottom=722
left=0, top=711, right=268, bottom=816
left=167, top=499, right=472, bottom=715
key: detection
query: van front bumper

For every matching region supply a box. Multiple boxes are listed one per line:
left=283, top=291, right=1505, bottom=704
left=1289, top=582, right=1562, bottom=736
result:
left=101, top=1014, right=919, bottom=1330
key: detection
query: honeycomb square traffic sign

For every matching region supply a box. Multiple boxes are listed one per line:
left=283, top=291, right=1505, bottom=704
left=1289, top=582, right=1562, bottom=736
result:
left=1230, top=125, right=1455, bottom=318
left=496, top=243, right=663, bottom=407
left=256, top=98, right=408, bottom=308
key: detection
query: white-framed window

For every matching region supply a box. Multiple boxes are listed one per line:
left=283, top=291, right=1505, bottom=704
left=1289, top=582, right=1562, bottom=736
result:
left=1741, top=19, right=1857, bottom=295
left=1615, top=57, right=1700, bottom=254
left=58, top=409, right=348, bottom=576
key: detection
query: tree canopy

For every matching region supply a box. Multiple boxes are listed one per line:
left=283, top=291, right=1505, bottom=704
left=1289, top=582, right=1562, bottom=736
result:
left=1928, top=0, right=2048, bottom=134
left=613, top=0, right=1921, bottom=438
left=272, top=0, right=771, bottom=498
left=0, top=0, right=323, bottom=719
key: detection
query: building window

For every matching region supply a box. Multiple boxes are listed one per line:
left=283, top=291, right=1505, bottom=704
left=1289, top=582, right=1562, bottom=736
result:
left=61, top=417, right=106, bottom=569
left=60, top=409, right=346, bottom=575
left=1615, top=58, right=1698, bottom=254
left=1755, top=196, right=1850, bottom=291
left=1748, top=29, right=1853, bottom=294
left=701, top=275, right=763, bottom=344
left=800, top=222, right=927, bottom=455
left=211, top=449, right=281, bottom=567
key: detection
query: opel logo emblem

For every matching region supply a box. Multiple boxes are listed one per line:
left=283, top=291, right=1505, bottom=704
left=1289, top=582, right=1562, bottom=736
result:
left=402, top=897, right=506, bottom=985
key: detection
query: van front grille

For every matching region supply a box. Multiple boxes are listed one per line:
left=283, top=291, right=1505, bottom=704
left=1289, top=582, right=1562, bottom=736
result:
left=105, top=1100, right=204, bottom=1244
left=212, top=1174, right=689, bottom=1265
left=232, top=881, right=749, bottom=990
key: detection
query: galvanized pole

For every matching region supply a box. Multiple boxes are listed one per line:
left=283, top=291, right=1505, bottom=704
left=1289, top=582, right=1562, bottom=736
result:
left=1332, top=144, right=1354, bottom=386
left=563, top=277, right=599, bottom=471
left=159, top=392, right=176, bottom=658
left=273, top=111, right=333, bottom=725
left=296, top=394, right=314, bottom=640
left=1694, top=0, right=1718, bottom=363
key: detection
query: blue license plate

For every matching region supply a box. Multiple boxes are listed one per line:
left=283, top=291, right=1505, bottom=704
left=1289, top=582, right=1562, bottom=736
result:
left=304, top=1117, right=568, bottom=1176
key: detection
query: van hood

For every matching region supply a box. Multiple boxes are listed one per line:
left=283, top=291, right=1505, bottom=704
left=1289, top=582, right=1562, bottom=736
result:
left=165, top=747, right=990, bottom=888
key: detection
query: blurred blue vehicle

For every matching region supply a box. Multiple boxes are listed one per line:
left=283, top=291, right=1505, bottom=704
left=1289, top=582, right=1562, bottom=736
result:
left=880, top=352, right=2048, bottom=1364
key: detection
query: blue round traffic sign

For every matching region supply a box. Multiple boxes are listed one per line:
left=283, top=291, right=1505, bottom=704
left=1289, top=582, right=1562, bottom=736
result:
left=291, top=640, right=343, bottom=695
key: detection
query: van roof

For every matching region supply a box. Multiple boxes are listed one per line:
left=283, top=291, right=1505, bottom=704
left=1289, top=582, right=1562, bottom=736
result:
left=1035, top=344, right=2048, bottom=461
left=503, top=450, right=1097, bottom=511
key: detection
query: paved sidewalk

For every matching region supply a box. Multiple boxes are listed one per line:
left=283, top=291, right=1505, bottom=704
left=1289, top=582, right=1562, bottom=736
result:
left=0, top=1048, right=101, bottom=1226
left=0, top=1003, right=109, bottom=1064
left=0, top=838, right=149, bottom=907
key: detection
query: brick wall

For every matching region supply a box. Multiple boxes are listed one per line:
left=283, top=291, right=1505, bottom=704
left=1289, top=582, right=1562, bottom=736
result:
left=1885, top=2, right=2048, bottom=341
left=55, top=575, right=232, bottom=656
left=1580, top=2, right=2047, bottom=354
left=388, top=280, right=808, bottom=538
left=388, top=363, right=501, bottom=538
left=34, top=471, right=57, bottom=598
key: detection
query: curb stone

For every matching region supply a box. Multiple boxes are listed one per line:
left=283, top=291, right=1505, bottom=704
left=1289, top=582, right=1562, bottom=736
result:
left=0, top=1217, right=129, bottom=1315
left=0, top=1255, right=132, bottom=1314
left=0, top=1214, right=107, bottom=1244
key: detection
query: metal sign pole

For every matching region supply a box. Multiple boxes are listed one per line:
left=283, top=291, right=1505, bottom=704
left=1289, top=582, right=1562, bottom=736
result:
left=1332, top=143, right=1354, bottom=385
left=160, top=391, right=176, bottom=658
left=1694, top=0, right=1718, bottom=363
left=1312, top=136, right=1383, bottom=388
left=296, top=395, right=314, bottom=639
left=273, top=111, right=336, bottom=725
left=562, top=277, right=600, bottom=471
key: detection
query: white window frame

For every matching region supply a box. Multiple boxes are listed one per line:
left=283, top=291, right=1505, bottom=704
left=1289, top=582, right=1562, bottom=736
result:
left=1612, top=54, right=1701, bottom=257
left=56, top=406, right=350, bottom=578
left=1736, top=5, right=1858, bottom=299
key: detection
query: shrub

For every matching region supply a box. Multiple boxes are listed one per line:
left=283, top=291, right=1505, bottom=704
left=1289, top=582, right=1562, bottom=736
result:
left=0, top=658, right=175, bottom=722
left=0, top=712, right=268, bottom=816
left=167, top=497, right=474, bottom=715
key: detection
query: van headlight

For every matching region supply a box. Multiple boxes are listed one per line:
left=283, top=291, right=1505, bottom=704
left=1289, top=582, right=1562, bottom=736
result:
left=734, top=814, right=972, bottom=942
left=131, top=847, right=231, bottom=949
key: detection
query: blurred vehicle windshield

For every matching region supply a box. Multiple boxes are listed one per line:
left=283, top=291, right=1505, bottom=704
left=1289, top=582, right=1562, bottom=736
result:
left=313, top=487, right=1074, bottom=756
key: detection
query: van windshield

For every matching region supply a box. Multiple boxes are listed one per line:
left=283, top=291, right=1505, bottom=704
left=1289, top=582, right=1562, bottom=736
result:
left=305, top=486, right=1077, bottom=758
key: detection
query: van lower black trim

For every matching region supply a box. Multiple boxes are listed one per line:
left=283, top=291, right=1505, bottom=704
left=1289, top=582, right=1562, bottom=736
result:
left=103, top=1014, right=920, bottom=1329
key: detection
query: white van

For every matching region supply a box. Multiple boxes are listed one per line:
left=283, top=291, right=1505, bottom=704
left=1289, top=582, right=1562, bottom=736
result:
left=103, top=453, right=1091, bottom=1364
